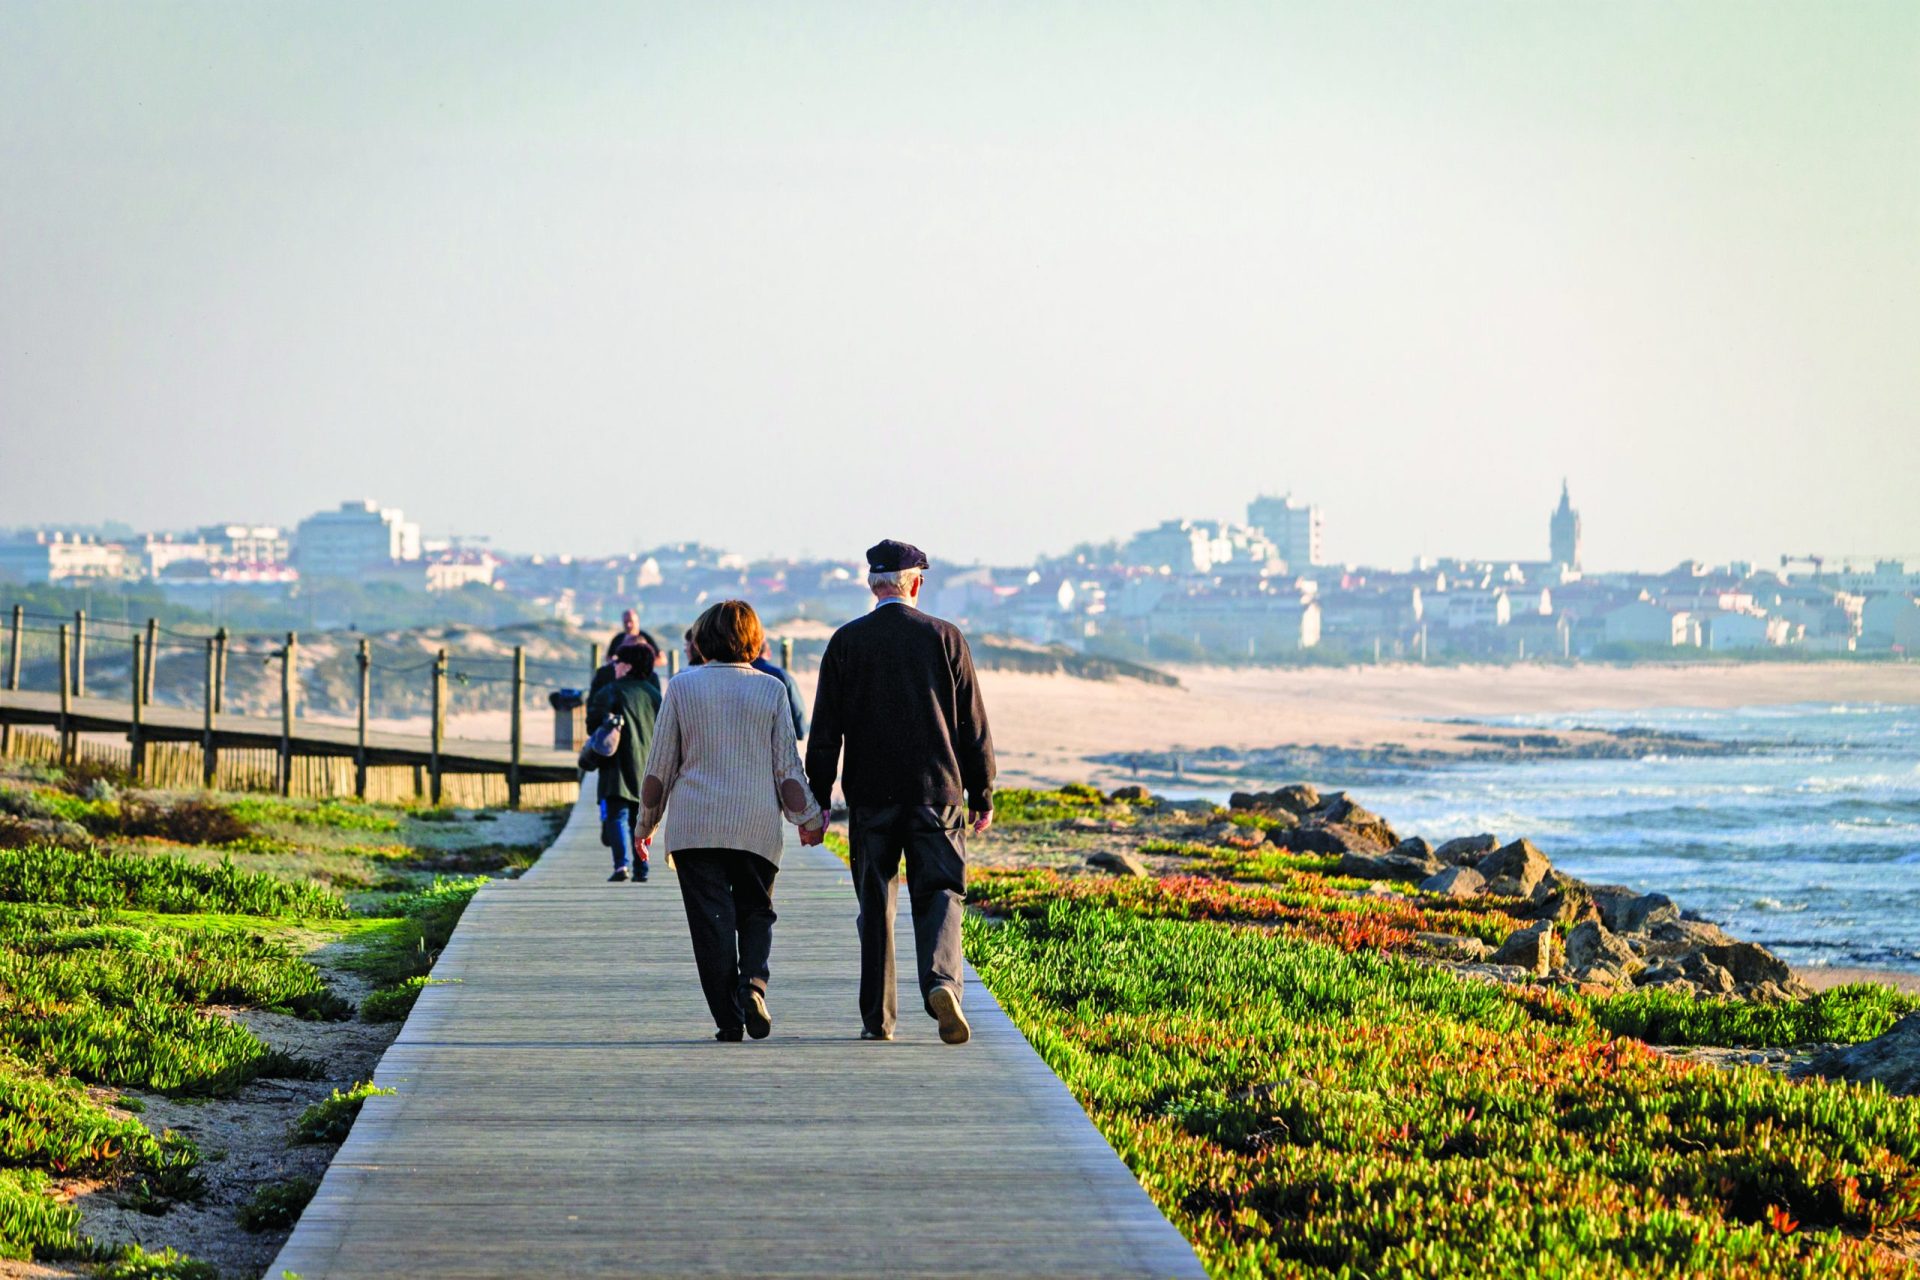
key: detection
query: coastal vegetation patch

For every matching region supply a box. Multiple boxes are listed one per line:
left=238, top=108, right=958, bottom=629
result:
left=967, top=786, right=1920, bottom=1276
left=0, top=760, right=556, bottom=1272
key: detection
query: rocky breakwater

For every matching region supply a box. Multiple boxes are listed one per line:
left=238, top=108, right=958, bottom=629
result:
left=1229, top=784, right=1810, bottom=1003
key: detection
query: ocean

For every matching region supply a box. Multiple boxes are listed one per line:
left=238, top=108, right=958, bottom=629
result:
left=1340, top=702, right=1920, bottom=975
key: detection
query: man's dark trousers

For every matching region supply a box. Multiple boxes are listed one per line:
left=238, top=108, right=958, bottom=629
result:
left=849, top=804, right=966, bottom=1037
left=673, top=848, right=778, bottom=1032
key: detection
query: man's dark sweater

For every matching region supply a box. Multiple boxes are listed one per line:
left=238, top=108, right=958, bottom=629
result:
left=806, top=602, right=995, bottom=813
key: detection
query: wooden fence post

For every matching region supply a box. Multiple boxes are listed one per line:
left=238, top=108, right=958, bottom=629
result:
left=129, top=634, right=146, bottom=782
left=142, top=618, right=158, bottom=705
left=213, top=628, right=228, bottom=713
left=780, top=636, right=794, bottom=671
left=202, top=638, right=218, bottom=787
left=509, top=645, right=524, bottom=810
left=586, top=641, right=598, bottom=686
left=57, top=624, right=72, bottom=764
left=279, top=631, right=297, bottom=797
left=73, top=609, right=86, bottom=699
left=667, top=648, right=680, bottom=678
left=2, top=604, right=20, bottom=756
left=430, top=648, right=448, bottom=806
left=355, top=639, right=371, bottom=801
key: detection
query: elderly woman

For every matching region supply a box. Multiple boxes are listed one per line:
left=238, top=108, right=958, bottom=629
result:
left=637, top=601, right=826, bottom=1041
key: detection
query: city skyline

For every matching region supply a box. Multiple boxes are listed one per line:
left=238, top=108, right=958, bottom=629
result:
left=3, top=4, right=1916, bottom=569
left=6, top=479, right=1916, bottom=578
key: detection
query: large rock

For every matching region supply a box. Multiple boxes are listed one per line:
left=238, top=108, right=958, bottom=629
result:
left=1564, top=921, right=1639, bottom=981
left=1589, top=884, right=1681, bottom=934
left=1391, top=836, right=1434, bottom=860
left=1432, top=833, right=1499, bottom=866
left=1697, top=942, right=1806, bottom=995
left=1646, top=918, right=1735, bottom=952
left=1107, top=785, right=1152, bottom=803
left=1525, top=878, right=1600, bottom=927
left=1085, top=850, right=1148, bottom=878
left=1337, top=848, right=1443, bottom=882
left=1490, top=921, right=1556, bottom=976
left=1230, top=783, right=1321, bottom=816
left=1419, top=865, right=1487, bottom=898
left=1813, top=1013, right=1920, bottom=1096
left=1478, top=838, right=1552, bottom=899
left=1272, top=823, right=1386, bottom=857
left=1312, top=793, right=1400, bottom=849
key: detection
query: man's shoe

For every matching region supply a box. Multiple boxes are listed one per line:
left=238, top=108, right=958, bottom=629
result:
left=928, top=988, right=971, bottom=1045
left=859, top=1028, right=893, bottom=1042
left=607, top=868, right=630, bottom=882
left=743, top=990, right=771, bottom=1040
left=715, top=1026, right=744, bottom=1042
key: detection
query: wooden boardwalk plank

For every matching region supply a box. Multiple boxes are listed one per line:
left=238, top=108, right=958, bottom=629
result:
left=270, top=789, right=1204, bottom=1279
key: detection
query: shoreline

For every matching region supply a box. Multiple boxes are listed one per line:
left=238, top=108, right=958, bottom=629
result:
left=1796, top=966, right=1920, bottom=996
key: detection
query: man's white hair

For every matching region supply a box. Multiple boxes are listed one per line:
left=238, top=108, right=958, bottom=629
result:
left=868, top=568, right=924, bottom=596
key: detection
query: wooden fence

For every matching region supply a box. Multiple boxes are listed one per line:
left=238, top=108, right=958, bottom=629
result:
left=3, top=728, right=576, bottom=808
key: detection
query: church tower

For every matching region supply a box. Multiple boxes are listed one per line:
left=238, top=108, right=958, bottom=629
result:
left=1550, top=480, right=1581, bottom=569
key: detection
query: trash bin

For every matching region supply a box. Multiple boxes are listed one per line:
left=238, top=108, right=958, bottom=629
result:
left=549, top=688, right=587, bottom=750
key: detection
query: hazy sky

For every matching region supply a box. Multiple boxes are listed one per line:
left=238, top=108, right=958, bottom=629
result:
left=2, top=2, right=1915, bottom=570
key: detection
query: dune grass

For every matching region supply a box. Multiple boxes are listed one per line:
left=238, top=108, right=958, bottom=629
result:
left=0, top=763, right=534, bottom=1265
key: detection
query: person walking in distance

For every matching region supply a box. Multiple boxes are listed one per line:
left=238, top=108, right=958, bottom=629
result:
left=806, top=540, right=995, bottom=1044
left=586, top=641, right=661, bottom=882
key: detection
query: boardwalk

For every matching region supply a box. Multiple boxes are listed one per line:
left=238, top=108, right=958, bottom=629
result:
left=272, top=790, right=1204, bottom=1279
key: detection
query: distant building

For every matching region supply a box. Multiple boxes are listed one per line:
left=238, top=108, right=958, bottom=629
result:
left=1430, top=588, right=1512, bottom=631
left=1139, top=588, right=1320, bottom=656
left=293, top=501, right=422, bottom=579
left=1125, top=521, right=1214, bottom=575
left=138, top=535, right=220, bottom=578
left=1248, top=495, right=1323, bottom=568
left=1702, top=611, right=1787, bottom=651
left=197, top=524, right=289, bottom=564
left=1860, top=594, right=1920, bottom=650
left=0, top=532, right=137, bottom=583
left=1604, top=601, right=1690, bottom=648
left=1550, top=480, right=1582, bottom=569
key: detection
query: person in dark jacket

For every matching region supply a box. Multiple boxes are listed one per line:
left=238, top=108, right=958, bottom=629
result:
left=586, top=641, right=662, bottom=882
left=751, top=639, right=808, bottom=740
left=806, top=539, right=995, bottom=1045
left=591, top=616, right=662, bottom=698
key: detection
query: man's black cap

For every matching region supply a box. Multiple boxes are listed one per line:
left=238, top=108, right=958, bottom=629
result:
left=866, top=539, right=929, bottom=574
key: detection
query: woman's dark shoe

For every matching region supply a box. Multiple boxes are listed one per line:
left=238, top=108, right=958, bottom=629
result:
left=715, top=1026, right=744, bottom=1042
left=608, top=868, right=630, bottom=882
left=859, top=1028, right=893, bottom=1041
left=743, top=990, right=772, bottom=1039
left=633, top=856, right=650, bottom=882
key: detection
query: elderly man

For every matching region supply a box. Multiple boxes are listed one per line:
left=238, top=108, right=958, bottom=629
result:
left=806, top=540, right=995, bottom=1044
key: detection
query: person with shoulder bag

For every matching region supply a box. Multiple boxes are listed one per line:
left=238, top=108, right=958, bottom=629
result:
left=585, top=640, right=661, bottom=882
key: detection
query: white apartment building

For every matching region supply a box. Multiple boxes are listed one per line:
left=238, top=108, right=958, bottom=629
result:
left=1604, top=601, right=1693, bottom=647
left=1703, top=611, right=1789, bottom=651
left=1430, top=588, right=1512, bottom=631
left=293, top=501, right=423, bottom=579
left=0, top=533, right=137, bottom=583
left=1247, top=495, right=1323, bottom=568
